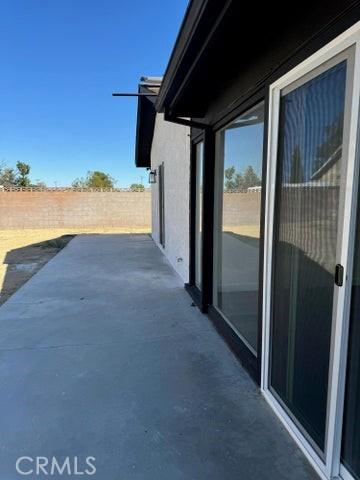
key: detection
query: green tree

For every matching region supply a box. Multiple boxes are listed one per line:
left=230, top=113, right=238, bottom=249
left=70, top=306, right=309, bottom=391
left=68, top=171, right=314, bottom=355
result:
left=290, top=145, right=304, bottom=183
left=16, top=161, right=31, bottom=187
left=72, top=171, right=115, bottom=189
left=130, top=183, right=145, bottom=192
left=72, top=177, right=86, bottom=188
left=0, top=164, right=16, bottom=186
left=224, top=165, right=261, bottom=191
left=242, top=165, right=261, bottom=189
left=224, top=166, right=236, bottom=190
left=234, top=172, right=244, bottom=190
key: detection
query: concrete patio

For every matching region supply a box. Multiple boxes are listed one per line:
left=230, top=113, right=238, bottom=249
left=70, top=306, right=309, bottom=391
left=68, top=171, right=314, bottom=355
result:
left=0, top=234, right=318, bottom=479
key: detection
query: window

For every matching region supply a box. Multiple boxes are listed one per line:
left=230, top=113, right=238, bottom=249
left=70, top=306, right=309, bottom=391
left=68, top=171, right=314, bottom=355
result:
left=213, top=102, right=264, bottom=354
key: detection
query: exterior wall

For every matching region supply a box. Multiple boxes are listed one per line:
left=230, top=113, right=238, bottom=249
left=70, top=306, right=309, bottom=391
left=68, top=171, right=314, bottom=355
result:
left=0, top=190, right=151, bottom=229
left=150, top=113, right=190, bottom=282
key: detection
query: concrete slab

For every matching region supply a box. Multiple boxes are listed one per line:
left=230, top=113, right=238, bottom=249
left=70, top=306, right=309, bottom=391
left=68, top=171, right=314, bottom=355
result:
left=0, top=234, right=318, bottom=479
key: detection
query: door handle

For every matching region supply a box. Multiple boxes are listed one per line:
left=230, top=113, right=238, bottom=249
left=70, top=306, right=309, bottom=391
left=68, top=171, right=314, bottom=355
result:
left=335, top=264, right=344, bottom=287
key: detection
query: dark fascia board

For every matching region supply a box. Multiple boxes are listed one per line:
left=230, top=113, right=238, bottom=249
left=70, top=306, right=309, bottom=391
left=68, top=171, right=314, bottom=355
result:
left=156, top=0, right=217, bottom=113
left=156, top=0, right=360, bottom=119
left=135, top=84, right=159, bottom=168
left=162, top=0, right=232, bottom=117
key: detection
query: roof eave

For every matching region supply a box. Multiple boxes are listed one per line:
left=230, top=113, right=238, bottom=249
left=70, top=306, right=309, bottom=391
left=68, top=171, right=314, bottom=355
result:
left=155, top=0, right=211, bottom=113
left=135, top=82, right=162, bottom=168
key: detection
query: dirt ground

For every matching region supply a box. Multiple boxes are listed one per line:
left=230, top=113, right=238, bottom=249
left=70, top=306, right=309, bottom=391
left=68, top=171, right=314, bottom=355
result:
left=0, top=227, right=150, bottom=305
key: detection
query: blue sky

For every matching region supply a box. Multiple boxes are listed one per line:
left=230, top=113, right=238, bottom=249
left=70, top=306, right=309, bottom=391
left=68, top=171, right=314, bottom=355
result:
left=0, top=0, right=188, bottom=187
left=224, top=124, right=264, bottom=178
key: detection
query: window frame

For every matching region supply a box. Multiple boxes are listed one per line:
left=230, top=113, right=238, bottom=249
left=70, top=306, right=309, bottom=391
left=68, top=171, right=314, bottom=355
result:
left=186, top=137, right=206, bottom=309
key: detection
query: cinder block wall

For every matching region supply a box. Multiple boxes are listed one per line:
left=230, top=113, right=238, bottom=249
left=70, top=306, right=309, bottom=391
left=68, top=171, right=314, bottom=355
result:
left=0, top=191, right=151, bottom=229
left=222, top=192, right=261, bottom=226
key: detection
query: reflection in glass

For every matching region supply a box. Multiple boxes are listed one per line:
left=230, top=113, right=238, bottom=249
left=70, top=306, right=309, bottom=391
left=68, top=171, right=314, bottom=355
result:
left=195, top=142, right=204, bottom=289
left=342, top=180, right=360, bottom=479
left=214, top=103, right=264, bottom=353
left=270, top=61, right=347, bottom=450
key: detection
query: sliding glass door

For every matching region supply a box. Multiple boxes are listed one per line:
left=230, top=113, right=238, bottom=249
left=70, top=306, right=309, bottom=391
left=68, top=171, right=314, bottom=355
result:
left=260, top=22, right=360, bottom=479
left=269, top=55, right=351, bottom=451
left=341, top=181, right=360, bottom=479
left=261, top=25, right=360, bottom=478
left=214, top=103, right=264, bottom=355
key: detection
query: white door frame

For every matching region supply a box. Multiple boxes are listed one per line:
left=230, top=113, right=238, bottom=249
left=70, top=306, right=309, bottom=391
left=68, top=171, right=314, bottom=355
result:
left=261, top=21, right=360, bottom=480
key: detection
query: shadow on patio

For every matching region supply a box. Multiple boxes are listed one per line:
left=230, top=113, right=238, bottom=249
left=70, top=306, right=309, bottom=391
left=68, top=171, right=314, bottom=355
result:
left=0, top=234, right=318, bottom=479
left=0, top=234, right=74, bottom=305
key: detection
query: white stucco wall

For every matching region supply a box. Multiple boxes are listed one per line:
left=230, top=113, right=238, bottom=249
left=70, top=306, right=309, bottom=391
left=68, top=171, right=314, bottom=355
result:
left=151, top=113, right=190, bottom=282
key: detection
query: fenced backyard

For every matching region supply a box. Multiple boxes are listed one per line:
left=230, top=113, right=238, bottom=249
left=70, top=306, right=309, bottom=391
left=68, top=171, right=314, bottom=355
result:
left=0, top=188, right=151, bottom=304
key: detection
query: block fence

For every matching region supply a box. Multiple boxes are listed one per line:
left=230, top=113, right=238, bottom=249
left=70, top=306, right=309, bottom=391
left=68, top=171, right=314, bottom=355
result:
left=0, top=190, right=151, bottom=229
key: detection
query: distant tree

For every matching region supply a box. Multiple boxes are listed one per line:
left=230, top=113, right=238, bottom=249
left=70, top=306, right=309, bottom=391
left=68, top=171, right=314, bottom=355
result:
left=16, top=161, right=31, bottom=187
left=234, top=172, right=244, bottom=190
left=224, top=165, right=261, bottom=191
left=224, top=166, right=237, bottom=190
left=242, top=165, right=261, bottom=189
left=0, top=164, right=16, bottom=186
left=71, top=177, right=86, bottom=188
left=130, top=183, right=145, bottom=192
left=72, top=171, right=115, bottom=189
left=314, top=116, right=343, bottom=173
left=290, top=145, right=304, bottom=183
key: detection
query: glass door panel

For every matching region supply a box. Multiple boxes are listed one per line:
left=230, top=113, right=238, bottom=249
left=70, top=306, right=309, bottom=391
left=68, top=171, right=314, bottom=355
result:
left=214, top=102, right=264, bottom=354
left=270, top=59, right=348, bottom=450
left=195, top=142, right=204, bottom=289
left=341, top=180, right=360, bottom=479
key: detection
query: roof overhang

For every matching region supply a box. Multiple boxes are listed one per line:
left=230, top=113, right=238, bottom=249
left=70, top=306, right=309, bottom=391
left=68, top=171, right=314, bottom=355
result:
left=135, top=77, right=162, bottom=168
left=156, top=0, right=223, bottom=118
left=156, top=0, right=359, bottom=119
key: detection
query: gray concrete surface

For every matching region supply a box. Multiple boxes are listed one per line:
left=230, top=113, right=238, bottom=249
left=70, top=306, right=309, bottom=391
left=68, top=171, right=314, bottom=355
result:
left=0, top=234, right=318, bottom=479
